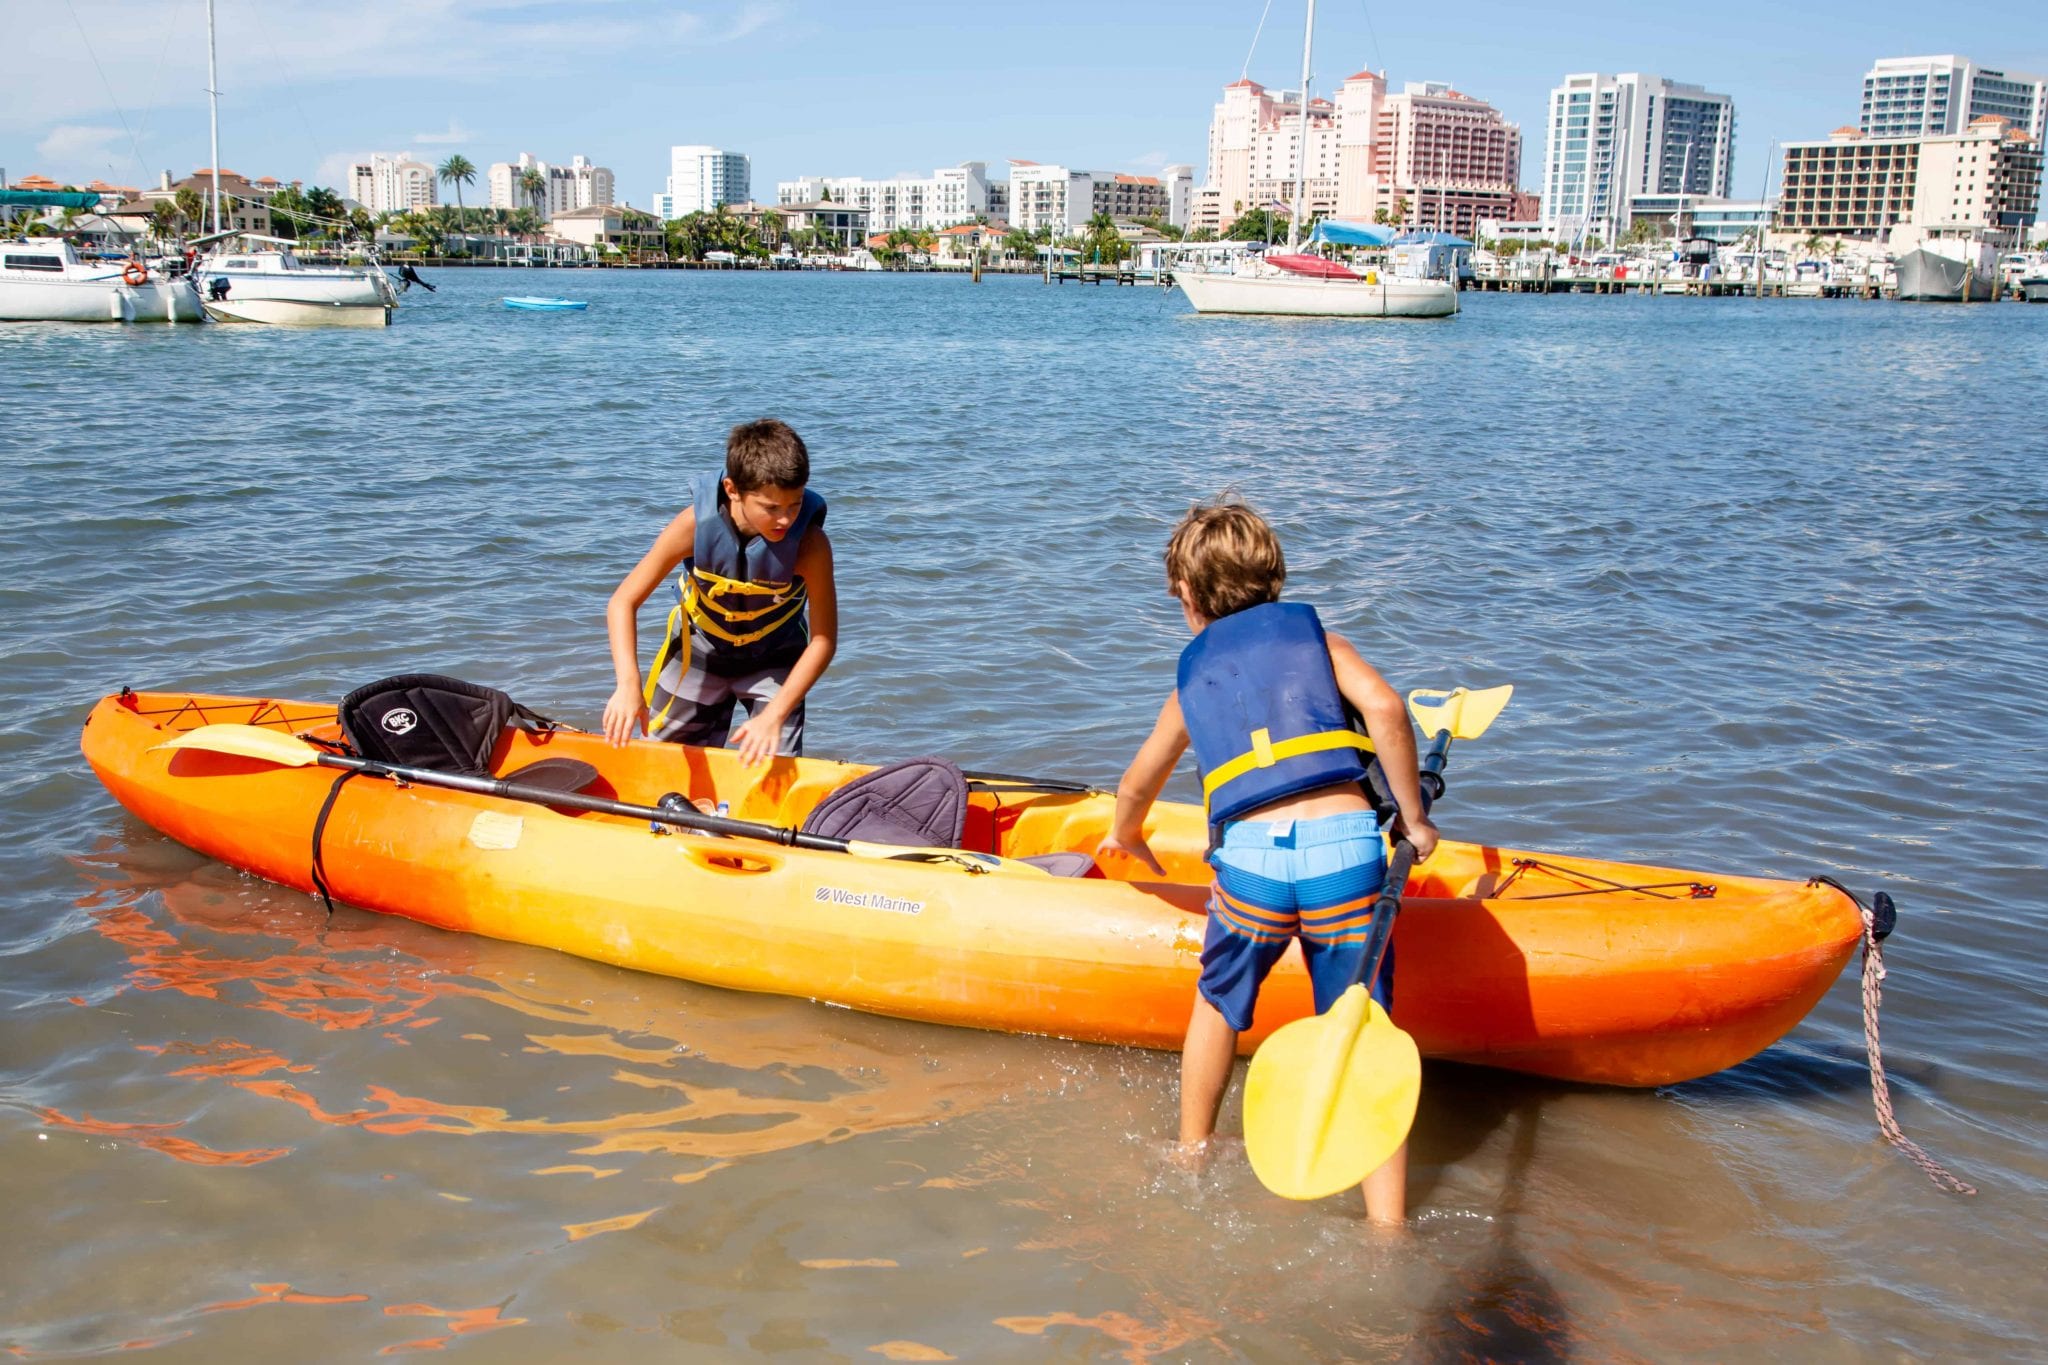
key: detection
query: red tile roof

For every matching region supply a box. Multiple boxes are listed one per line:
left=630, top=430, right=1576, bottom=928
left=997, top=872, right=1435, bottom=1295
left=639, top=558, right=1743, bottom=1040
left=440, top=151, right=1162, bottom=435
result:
left=1225, top=79, right=1263, bottom=90
left=1113, top=174, right=1161, bottom=185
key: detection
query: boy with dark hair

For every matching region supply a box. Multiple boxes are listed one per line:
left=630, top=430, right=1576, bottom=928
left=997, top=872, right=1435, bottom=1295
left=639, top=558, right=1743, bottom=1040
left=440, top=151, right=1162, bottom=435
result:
left=1097, top=496, right=1437, bottom=1224
left=603, top=418, right=836, bottom=765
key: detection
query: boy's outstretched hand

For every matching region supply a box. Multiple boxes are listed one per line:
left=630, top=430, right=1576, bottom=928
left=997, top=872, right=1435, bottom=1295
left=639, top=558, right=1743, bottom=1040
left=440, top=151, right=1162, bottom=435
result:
left=730, top=710, right=784, bottom=767
left=603, top=684, right=647, bottom=748
left=1096, top=829, right=1167, bottom=878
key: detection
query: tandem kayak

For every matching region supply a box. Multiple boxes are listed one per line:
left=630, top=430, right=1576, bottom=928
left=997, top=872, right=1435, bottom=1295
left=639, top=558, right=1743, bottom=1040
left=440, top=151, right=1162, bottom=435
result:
left=81, top=689, right=1869, bottom=1087
left=502, top=296, right=588, bottom=311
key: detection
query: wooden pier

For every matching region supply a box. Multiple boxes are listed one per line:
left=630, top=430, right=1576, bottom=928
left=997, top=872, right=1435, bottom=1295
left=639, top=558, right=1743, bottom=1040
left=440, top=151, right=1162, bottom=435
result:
left=1050, top=265, right=1142, bottom=286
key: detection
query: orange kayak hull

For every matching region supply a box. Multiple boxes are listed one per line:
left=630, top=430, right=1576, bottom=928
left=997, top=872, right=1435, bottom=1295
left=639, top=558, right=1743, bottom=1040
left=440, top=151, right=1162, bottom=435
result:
left=81, top=691, right=1865, bottom=1086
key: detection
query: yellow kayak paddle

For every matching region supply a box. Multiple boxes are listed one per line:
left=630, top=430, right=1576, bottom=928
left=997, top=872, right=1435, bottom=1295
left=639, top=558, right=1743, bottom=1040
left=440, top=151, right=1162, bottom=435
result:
left=1242, top=684, right=1512, bottom=1200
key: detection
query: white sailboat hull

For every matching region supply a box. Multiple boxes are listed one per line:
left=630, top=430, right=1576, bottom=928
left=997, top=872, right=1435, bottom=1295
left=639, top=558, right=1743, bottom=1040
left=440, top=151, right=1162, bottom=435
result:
left=200, top=270, right=392, bottom=306
left=127, top=280, right=205, bottom=323
left=1175, top=269, right=1457, bottom=318
left=203, top=297, right=392, bottom=327
left=0, top=265, right=201, bottom=323
left=0, top=275, right=130, bottom=322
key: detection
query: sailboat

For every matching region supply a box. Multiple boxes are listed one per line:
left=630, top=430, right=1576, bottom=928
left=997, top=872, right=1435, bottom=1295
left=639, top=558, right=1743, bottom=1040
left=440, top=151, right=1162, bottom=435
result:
left=0, top=188, right=203, bottom=323
left=189, top=0, right=398, bottom=326
left=1174, top=0, right=1458, bottom=320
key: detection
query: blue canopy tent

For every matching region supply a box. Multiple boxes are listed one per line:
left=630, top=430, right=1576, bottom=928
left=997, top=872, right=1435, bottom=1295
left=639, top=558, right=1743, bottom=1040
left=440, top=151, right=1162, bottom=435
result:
left=1307, top=219, right=1396, bottom=249
left=1392, top=230, right=1474, bottom=248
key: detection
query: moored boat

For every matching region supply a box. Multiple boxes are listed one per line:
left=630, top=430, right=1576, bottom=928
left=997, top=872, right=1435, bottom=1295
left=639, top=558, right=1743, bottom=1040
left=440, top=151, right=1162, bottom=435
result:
left=0, top=199, right=202, bottom=324
left=503, top=296, right=589, bottom=311
left=82, top=688, right=1872, bottom=1087
left=201, top=296, right=392, bottom=327
left=196, top=237, right=398, bottom=324
left=1894, top=236, right=1999, bottom=302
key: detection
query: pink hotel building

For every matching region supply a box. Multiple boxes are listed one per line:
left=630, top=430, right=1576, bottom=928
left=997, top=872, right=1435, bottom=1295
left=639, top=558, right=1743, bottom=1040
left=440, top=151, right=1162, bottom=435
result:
left=1193, top=70, right=1528, bottom=237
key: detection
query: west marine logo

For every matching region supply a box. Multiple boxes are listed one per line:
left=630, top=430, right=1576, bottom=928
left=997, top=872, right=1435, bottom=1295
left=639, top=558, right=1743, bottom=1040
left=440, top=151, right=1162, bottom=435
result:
left=381, top=708, right=418, bottom=735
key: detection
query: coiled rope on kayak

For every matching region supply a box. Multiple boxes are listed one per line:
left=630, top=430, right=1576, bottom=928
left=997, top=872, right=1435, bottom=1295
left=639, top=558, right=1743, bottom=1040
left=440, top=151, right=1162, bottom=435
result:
left=1814, top=876, right=1976, bottom=1196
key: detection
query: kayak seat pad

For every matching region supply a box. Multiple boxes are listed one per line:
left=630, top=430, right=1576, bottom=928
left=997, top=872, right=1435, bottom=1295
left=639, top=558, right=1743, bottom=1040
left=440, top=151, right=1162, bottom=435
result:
left=799, top=757, right=1096, bottom=875
left=339, top=672, right=597, bottom=796
left=801, top=757, right=968, bottom=850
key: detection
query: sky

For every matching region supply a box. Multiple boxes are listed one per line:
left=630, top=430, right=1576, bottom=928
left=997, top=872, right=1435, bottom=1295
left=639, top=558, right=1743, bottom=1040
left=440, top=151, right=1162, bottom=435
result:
left=8, top=0, right=2044, bottom=208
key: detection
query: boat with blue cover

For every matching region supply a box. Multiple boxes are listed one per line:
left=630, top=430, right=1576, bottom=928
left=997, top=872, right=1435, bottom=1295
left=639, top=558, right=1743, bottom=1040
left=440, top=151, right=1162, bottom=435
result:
left=504, top=296, right=589, bottom=311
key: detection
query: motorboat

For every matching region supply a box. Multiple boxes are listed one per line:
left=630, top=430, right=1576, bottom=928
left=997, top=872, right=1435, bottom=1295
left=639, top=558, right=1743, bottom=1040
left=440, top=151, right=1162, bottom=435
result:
left=195, top=236, right=398, bottom=323
left=503, top=296, right=589, bottom=311
left=201, top=295, right=392, bottom=327
left=1893, top=235, right=1998, bottom=302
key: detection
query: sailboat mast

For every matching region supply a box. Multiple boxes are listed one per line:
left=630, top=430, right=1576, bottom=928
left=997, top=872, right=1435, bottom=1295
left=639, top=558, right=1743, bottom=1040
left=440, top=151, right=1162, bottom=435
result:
left=1288, top=0, right=1315, bottom=251
left=206, top=0, right=221, bottom=235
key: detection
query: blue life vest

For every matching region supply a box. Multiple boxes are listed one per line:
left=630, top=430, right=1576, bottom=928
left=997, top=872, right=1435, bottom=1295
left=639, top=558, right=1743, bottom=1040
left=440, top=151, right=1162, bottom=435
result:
left=646, top=470, right=825, bottom=700
left=1177, top=601, right=1375, bottom=824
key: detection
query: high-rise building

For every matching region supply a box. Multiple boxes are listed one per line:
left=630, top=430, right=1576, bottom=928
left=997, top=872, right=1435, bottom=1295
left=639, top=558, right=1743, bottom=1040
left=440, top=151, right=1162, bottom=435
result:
left=1194, top=71, right=1523, bottom=238
left=1540, top=73, right=1735, bottom=243
left=347, top=154, right=437, bottom=215
left=1860, top=56, right=2046, bottom=142
left=665, top=146, right=750, bottom=217
left=487, top=153, right=615, bottom=216
left=1007, top=162, right=1096, bottom=232
left=1777, top=117, right=2042, bottom=244
left=774, top=163, right=992, bottom=232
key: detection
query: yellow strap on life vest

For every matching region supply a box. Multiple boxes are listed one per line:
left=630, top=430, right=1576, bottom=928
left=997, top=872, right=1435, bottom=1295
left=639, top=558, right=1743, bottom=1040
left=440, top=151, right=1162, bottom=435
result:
left=643, top=599, right=692, bottom=732
left=1200, top=729, right=1377, bottom=806
left=682, top=569, right=807, bottom=645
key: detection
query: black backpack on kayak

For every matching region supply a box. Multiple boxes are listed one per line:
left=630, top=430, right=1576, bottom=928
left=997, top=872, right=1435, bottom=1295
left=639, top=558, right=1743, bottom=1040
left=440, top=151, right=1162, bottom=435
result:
left=338, top=673, right=597, bottom=793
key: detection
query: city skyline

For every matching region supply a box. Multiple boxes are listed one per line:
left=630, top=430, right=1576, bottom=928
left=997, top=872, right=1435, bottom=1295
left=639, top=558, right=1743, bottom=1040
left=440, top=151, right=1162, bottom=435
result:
left=10, top=0, right=2044, bottom=213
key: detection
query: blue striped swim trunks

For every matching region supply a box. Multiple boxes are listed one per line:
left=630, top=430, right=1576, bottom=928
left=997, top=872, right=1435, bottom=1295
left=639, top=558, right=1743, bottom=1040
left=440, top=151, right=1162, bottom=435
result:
left=1197, top=809, right=1393, bottom=1034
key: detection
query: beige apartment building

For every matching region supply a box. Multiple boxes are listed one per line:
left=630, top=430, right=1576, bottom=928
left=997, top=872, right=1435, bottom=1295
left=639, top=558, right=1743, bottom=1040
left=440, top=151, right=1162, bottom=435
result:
left=1777, top=116, right=2041, bottom=243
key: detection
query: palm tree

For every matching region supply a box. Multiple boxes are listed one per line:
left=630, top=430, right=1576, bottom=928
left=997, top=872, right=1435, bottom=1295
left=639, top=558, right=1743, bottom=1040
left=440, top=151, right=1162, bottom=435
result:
left=437, top=155, right=476, bottom=243
left=173, top=186, right=205, bottom=236
left=149, top=201, right=180, bottom=244
left=518, top=167, right=548, bottom=224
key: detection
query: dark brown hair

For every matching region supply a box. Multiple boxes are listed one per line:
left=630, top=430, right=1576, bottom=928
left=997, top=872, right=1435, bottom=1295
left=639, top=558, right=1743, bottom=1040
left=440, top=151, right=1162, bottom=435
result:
left=1164, top=496, right=1286, bottom=620
left=725, top=418, right=810, bottom=491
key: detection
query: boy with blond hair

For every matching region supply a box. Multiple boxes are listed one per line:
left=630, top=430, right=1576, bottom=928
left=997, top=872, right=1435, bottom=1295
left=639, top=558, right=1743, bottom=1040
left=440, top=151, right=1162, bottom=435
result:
left=1097, top=496, right=1436, bottom=1224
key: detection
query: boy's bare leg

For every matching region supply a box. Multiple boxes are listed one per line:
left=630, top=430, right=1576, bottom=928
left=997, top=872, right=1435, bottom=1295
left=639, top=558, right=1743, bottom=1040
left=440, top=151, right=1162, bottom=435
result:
left=1362, top=1140, right=1408, bottom=1225
left=1178, top=995, right=1239, bottom=1157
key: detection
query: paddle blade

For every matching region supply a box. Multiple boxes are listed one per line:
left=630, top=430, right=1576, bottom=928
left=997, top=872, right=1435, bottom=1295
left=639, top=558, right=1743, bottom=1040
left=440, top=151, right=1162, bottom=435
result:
left=1242, top=984, right=1422, bottom=1201
left=1408, top=684, right=1513, bottom=741
left=151, top=724, right=322, bottom=767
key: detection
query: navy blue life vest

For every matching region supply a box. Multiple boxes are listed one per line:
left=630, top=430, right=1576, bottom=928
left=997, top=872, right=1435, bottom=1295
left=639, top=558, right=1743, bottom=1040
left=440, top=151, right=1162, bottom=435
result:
left=1177, top=601, right=1375, bottom=824
left=648, top=469, right=826, bottom=691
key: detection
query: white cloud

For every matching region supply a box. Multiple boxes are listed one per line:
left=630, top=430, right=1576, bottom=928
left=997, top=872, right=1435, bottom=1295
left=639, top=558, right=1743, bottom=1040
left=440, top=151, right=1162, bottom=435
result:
left=1126, top=150, right=1172, bottom=171
left=36, top=124, right=136, bottom=170
left=5, top=0, right=785, bottom=129
left=413, top=121, right=475, bottom=146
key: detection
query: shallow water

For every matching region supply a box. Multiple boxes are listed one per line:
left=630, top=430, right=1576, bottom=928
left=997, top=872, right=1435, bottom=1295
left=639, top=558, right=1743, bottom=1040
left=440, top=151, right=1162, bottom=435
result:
left=3, top=271, right=2044, bottom=1359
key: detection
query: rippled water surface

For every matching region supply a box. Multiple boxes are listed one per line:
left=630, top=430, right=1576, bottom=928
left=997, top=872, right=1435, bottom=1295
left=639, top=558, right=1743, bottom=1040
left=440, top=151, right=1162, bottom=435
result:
left=4, top=271, right=2045, bottom=1360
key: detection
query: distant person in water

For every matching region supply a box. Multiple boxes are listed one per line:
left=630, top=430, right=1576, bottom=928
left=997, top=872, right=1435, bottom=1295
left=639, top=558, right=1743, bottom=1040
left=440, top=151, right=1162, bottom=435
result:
left=1095, top=496, right=1435, bottom=1224
left=603, top=418, right=836, bottom=765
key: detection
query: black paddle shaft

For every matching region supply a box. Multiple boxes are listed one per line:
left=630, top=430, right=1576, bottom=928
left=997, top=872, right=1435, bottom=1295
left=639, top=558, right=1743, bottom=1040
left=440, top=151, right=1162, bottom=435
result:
left=1351, top=724, right=1456, bottom=996
left=308, top=753, right=855, bottom=853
